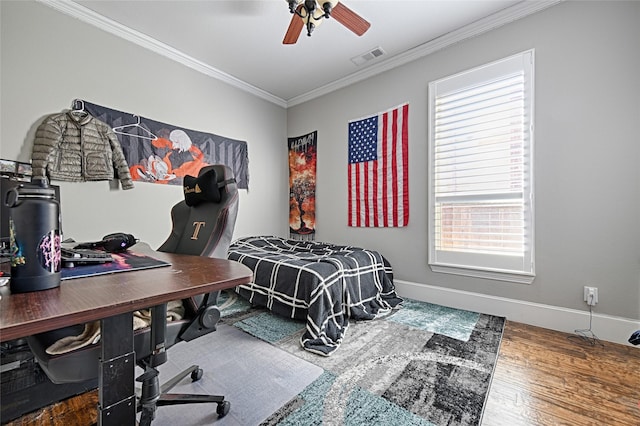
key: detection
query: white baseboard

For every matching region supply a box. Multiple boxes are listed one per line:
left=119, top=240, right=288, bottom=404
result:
left=395, top=280, right=640, bottom=347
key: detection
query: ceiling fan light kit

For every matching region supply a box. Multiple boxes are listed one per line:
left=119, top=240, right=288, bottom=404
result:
left=283, top=0, right=370, bottom=44
left=291, top=0, right=330, bottom=36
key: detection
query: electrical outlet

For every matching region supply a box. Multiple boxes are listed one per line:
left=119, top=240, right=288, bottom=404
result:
left=583, top=286, right=598, bottom=306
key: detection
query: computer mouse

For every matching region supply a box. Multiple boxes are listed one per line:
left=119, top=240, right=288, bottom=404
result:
left=100, top=233, right=138, bottom=253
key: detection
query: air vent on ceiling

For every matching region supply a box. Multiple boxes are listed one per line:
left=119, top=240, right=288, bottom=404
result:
left=351, top=46, right=386, bottom=66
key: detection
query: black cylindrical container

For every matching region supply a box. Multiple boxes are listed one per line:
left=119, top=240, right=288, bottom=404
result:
left=5, top=176, right=61, bottom=293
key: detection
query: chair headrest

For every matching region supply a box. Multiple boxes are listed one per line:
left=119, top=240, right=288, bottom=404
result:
left=183, top=166, right=235, bottom=206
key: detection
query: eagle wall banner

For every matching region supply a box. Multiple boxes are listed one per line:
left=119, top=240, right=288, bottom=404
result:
left=288, top=131, right=317, bottom=239
left=81, top=100, right=249, bottom=189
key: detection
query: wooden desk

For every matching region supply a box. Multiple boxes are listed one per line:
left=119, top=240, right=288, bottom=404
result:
left=0, top=244, right=252, bottom=425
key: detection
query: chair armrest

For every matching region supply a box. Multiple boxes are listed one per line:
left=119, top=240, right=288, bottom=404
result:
left=179, top=291, right=221, bottom=342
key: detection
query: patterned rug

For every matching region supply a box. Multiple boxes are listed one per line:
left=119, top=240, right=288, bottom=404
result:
left=218, top=291, right=505, bottom=426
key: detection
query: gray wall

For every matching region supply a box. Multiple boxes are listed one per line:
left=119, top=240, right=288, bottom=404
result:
left=2, top=2, right=638, bottom=322
left=287, top=1, right=640, bottom=320
left=1, top=1, right=289, bottom=249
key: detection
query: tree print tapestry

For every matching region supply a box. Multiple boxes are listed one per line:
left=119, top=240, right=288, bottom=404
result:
left=288, top=131, right=317, bottom=238
left=80, top=100, right=249, bottom=189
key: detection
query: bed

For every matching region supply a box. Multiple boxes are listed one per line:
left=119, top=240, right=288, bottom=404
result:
left=227, top=236, right=402, bottom=355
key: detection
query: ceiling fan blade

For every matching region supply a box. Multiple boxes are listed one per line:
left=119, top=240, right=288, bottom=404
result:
left=283, top=8, right=304, bottom=44
left=331, top=2, right=370, bottom=36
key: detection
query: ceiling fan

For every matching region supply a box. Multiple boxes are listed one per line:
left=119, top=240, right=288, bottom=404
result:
left=283, top=0, right=371, bottom=44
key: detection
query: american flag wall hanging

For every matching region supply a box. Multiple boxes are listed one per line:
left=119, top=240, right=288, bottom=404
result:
left=348, top=103, right=409, bottom=227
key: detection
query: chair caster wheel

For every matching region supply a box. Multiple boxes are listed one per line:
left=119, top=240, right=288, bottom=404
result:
left=191, top=368, right=203, bottom=382
left=217, top=400, right=230, bottom=417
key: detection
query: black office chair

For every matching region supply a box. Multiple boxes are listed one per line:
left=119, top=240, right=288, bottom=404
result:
left=26, top=164, right=239, bottom=425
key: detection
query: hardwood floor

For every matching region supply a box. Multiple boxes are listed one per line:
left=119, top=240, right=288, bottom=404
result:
left=4, top=321, right=639, bottom=425
left=3, top=390, right=98, bottom=426
left=483, top=321, right=640, bottom=426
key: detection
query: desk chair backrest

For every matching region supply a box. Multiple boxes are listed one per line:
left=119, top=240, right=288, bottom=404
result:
left=159, top=164, right=238, bottom=258
left=158, top=164, right=239, bottom=315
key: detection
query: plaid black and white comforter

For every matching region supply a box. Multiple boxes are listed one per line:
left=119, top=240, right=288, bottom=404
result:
left=227, top=236, right=403, bottom=355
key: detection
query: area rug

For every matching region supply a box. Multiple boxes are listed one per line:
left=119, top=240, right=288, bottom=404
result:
left=218, top=291, right=505, bottom=426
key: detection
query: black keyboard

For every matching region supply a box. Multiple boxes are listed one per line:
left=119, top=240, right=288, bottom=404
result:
left=61, top=247, right=113, bottom=264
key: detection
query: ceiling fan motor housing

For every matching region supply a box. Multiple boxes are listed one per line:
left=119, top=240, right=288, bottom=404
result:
left=283, top=0, right=369, bottom=44
left=289, top=1, right=338, bottom=18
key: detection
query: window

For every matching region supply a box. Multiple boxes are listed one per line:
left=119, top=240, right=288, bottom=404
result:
left=428, top=50, right=535, bottom=283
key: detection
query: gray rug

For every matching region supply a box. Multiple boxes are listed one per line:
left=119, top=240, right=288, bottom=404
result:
left=221, top=291, right=505, bottom=426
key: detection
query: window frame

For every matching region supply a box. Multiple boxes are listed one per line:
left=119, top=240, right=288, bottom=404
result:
left=427, top=50, right=535, bottom=284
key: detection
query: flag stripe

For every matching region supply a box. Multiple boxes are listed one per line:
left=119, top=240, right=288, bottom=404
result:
left=348, top=104, right=409, bottom=227
left=373, top=156, right=379, bottom=227
left=364, top=160, right=370, bottom=227
left=401, top=103, right=409, bottom=225
left=348, top=163, right=353, bottom=226
left=387, top=108, right=398, bottom=227
left=381, top=113, right=389, bottom=226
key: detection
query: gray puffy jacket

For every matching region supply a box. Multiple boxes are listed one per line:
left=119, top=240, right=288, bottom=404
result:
left=31, top=111, right=134, bottom=190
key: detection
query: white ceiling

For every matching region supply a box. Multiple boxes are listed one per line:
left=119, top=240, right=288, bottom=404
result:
left=58, top=0, right=556, bottom=107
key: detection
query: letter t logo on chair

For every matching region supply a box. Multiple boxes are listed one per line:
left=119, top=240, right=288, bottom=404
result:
left=191, top=221, right=206, bottom=240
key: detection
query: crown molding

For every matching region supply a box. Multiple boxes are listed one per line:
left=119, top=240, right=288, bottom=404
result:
left=286, top=0, right=562, bottom=107
left=37, top=0, right=288, bottom=108
left=39, top=0, right=561, bottom=109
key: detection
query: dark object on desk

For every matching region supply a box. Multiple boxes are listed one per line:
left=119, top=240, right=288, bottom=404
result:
left=1, top=176, right=61, bottom=245
left=74, top=232, right=138, bottom=253
left=26, top=164, right=239, bottom=425
left=4, top=176, right=62, bottom=294
left=630, top=330, right=640, bottom=345
left=61, top=247, right=114, bottom=267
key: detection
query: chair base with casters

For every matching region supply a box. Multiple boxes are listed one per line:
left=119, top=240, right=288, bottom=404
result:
left=133, top=303, right=230, bottom=425
left=136, top=364, right=230, bottom=425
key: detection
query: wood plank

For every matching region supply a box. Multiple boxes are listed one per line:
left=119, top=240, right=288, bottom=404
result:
left=483, top=321, right=640, bottom=426
left=4, top=390, right=98, bottom=425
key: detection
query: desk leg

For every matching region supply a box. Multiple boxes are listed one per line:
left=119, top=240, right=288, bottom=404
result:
left=98, top=312, right=136, bottom=426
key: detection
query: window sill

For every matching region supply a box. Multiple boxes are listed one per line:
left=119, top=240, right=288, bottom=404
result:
left=429, top=263, right=535, bottom=284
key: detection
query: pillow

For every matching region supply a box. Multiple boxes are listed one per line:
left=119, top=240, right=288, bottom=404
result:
left=183, top=168, right=221, bottom=206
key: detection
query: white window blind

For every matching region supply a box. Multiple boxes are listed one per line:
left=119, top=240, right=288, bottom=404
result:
left=428, top=51, right=535, bottom=282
